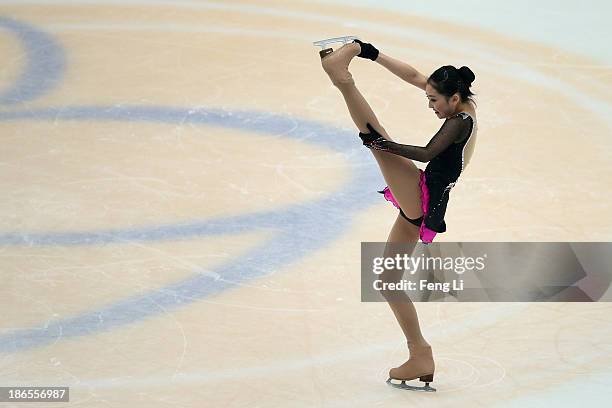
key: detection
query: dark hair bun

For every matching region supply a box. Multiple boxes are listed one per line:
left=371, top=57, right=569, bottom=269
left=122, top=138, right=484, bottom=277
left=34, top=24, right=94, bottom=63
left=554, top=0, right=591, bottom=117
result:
left=458, top=66, right=475, bottom=85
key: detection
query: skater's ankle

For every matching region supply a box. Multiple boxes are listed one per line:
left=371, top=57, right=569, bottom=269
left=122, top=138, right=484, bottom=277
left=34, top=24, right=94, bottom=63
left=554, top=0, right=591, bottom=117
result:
left=407, top=340, right=431, bottom=349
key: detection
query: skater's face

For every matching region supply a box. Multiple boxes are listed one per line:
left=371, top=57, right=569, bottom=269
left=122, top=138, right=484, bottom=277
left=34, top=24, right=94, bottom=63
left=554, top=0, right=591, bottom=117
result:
left=425, top=83, right=460, bottom=119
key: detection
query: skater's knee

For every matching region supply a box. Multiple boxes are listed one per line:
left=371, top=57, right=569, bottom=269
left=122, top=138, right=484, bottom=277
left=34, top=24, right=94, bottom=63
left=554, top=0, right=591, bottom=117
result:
left=377, top=269, right=408, bottom=301
left=379, top=287, right=411, bottom=303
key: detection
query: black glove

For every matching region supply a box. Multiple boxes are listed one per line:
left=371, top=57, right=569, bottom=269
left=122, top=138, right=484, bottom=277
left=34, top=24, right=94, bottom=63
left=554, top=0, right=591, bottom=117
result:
left=353, top=39, right=379, bottom=61
left=359, top=123, right=385, bottom=146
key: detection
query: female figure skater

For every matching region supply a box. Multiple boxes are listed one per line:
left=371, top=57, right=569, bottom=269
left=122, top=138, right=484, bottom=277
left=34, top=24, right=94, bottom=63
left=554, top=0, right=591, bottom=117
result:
left=319, top=39, right=477, bottom=391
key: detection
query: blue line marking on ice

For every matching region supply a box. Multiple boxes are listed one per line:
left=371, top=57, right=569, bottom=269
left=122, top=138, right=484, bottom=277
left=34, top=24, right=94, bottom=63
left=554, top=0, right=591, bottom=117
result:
left=0, top=17, right=385, bottom=352
left=0, top=17, right=66, bottom=105
left=0, top=106, right=383, bottom=352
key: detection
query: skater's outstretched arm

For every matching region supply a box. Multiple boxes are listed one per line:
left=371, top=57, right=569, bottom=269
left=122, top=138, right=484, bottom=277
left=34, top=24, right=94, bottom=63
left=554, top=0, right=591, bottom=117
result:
left=360, top=115, right=470, bottom=162
left=353, top=40, right=427, bottom=90
left=376, top=53, right=428, bottom=91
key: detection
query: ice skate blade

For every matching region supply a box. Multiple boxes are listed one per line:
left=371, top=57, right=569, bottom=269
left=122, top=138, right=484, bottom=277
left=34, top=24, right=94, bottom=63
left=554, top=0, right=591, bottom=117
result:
left=313, top=35, right=359, bottom=50
left=386, top=378, right=437, bottom=392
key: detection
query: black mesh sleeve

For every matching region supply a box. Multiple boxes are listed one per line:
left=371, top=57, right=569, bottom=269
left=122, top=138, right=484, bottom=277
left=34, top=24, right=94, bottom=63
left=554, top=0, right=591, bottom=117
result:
left=373, top=114, right=471, bottom=162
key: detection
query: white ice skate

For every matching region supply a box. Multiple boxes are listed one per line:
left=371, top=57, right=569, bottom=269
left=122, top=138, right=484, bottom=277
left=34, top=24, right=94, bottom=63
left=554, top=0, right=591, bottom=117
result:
left=313, top=35, right=359, bottom=58
left=386, top=377, right=437, bottom=392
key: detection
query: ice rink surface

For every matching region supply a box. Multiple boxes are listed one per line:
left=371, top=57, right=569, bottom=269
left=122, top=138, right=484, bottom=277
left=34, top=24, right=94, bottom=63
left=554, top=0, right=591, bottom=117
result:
left=1, top=0, right=611, bottom=406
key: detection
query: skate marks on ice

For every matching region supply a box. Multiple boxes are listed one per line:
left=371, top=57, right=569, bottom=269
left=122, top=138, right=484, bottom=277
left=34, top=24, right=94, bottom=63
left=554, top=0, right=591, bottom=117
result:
left=385, top=352, right=506, bottom=393
left=430, top=353, right=507, bottom=393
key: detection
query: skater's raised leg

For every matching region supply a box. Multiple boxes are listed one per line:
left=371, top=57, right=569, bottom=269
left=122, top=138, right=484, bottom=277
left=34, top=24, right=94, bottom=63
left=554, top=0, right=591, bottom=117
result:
left=320, top=42, right=372, bottom=133
left=320, top=42, right=422, bottom=219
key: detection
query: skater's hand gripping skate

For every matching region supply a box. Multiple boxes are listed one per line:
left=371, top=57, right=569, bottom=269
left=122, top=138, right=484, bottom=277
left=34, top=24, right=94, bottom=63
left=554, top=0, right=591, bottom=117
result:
left=359, top=123, right=402, bottom=154
left=353, top=39, right=379, bottom=61
left=363, top=125, right=411, bottom=156
left=359, top=123, right=386, bottom=147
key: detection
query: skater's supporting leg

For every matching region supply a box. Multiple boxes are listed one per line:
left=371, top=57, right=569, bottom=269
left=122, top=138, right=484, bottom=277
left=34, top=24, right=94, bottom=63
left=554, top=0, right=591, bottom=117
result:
left=381, top=214, right=435, bottom=385
left=321, top=43, right=423, bottom=218
left=379, top=214, right=430, bottom=347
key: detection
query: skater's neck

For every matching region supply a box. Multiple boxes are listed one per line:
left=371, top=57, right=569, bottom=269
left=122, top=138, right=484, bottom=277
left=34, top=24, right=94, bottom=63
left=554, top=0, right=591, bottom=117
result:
left=454, top=101, right=473, bottom=115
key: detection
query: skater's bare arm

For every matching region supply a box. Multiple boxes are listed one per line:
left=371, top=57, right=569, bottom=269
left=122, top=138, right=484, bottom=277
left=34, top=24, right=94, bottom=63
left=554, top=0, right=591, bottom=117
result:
left=376, top=53, right=427, bottom=90
left=352, top=40, right=427, bottom=89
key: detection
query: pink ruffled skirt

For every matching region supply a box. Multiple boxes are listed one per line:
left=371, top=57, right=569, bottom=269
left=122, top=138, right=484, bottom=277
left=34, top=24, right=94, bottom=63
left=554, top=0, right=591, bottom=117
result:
left=379, top=169, right=437, bottom=243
